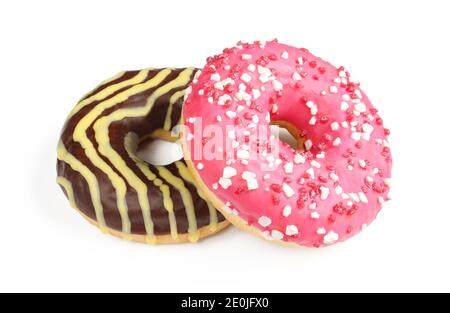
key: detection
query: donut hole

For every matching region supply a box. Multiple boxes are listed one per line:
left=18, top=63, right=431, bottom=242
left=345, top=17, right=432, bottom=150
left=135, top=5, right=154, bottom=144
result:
left=137, top=138, right=183, bottom=166
left=270, top=121, right=305, bottom=151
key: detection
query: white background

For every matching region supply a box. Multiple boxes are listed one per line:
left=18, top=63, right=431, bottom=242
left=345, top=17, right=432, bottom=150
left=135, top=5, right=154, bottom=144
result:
left=1, top=0, right=449, bottom=292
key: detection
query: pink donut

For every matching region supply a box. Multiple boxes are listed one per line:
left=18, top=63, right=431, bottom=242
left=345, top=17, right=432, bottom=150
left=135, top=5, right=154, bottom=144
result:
left=182, top=40, right=392, bottom=247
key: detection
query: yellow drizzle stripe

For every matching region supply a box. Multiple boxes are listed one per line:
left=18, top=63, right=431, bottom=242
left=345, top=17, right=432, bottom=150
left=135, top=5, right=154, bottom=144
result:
left=175, top=161, right=218, bottom=232
left=57, top=141, right=107, bottom=232
left=92, top=69, right=191, bottom=241
left=73, top=69, right=171, bottom=238
left=157, top=167, right=199, bottom=242
left=68, top=69, right=150, bottom=119
left=124, top=133, right=178, bottom=242
left=57, top=176, right=77, bottom=209
left=163, top=90, right=186, bottom=131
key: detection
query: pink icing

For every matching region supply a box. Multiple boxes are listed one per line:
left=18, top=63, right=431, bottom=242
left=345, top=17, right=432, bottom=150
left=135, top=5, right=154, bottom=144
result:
left=183, top=40, right=392, bottom=247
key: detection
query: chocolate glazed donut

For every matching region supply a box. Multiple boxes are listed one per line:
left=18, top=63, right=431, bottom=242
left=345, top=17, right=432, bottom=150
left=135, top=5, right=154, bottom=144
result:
left=57, top=68, right=229, bottom=244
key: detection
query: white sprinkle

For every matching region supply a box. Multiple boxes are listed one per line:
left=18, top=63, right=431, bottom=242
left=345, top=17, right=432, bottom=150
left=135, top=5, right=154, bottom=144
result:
left=237, top=149, right=250, bottom=160
left=362, top=123, right=374, bottom=134
left=297, top=57, right=304, bottom=65
left=242, top=171, right=256, bottom=180
left=351, top=132, right=362, bottom=141
left=359, top=192, right=369, bottom=203
left=241, top=73, right=252, bottom=83
left=320, top=187, right=330, bottom=200
left=259, top=74, right=271, bottom=83
left=252, top=89, right=261, bottom=100
left=272, top=80, right=283, bottom=91
left=216, top=115, right=222, bottom=122
left=384, top=178, right=391, bottom=187
left=330, top=173, right=339, bottom=181
left=285, top=225, right=298, bottom=236
left=282, top=205, right=292, bottom=217
left=306, top=100, right=315, bottom=108
left=284, top=162, right=294, bottom=174
left=310, top=212, right=320, bottom=219
left=323, top=231, right=339, bottom=245
left=212, top=183, right=219, bottom=190
left=188, top=117, right=196, bottom=124
left=378, top=197, right=385, bottom=205
left=187, top=133, right=194, bottom=141
left=341, top=193, right=349, bottom=199
left=304, top=139, right=313, bottom=150
left=242, top=171, right=258, bottom=190
left=258, top=216, right=272, bottom=227
left=316, top=152, right=325, bottom=159
left=263, top=174, right=271, bottom=180
left=247, top=64, right=256, bottom=72
left=271, top=230, right=284, bottom=240
left=258, top=65, right=271, bottom=75
left=306, top=168, right=315, bottom=179
left=241, top=54, right=252, bottom=60
left=329, top=86, right=338, bottom=94
left=294, top=153, right=306, bottom=164
left=311, top=160, right=321, bottom=168
left=342, top=94, right=351, bottom=101
left=281, top=51, right=289, bottom=59
left=197, top=163, right=204, bottom=170
left=309, top=202, right=317, bottom=210
left=340, top=101, right=349, bottom=111
left=331, top=122, right=340, bottom=131
left=208, top=97, right=214, bottom=104
left=355, top=102, right=367, bottom=113
left=198, top=89, right=204, bottom=96
left=349, top=193, right=360, bottom=202
left=226, top=111, right=237, bottom=119
left=310, top=105, right=318, bottom=116
left=355, top=89, right=362, bottom=99
left=222, top=167, right=237, bottom=179
left=366, top=176, right=374, bottom=183
left=333, top=137, right=341, bottom=146
left=309, top=116, right=317, bottom=125
left=210, top=73, right=221, bottom=81
left=219, top=177, right=232, bottom=190
left=359, top=159, right=367, bottom=168
left=316, top=227, right=327, bottom=235
left=335, top=185, right=343, bottom=195
left=341, top=121, right=349, bottom=128
left=292, top=72, right=302, bottom=81
left=347, top=165, right=353, bottom=171
left=339, top=70, right=346, bottom=77
left=334, top=78, right=342, bottom=84
left=227, top=130, right=236, bottom=140
left=218, top=94, right=232, bottom=105
left=282, top=183, right=296, bottom=198
left=271, top=103, right=279, bottom=114
left=252, top=115, right=259, bottom=124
